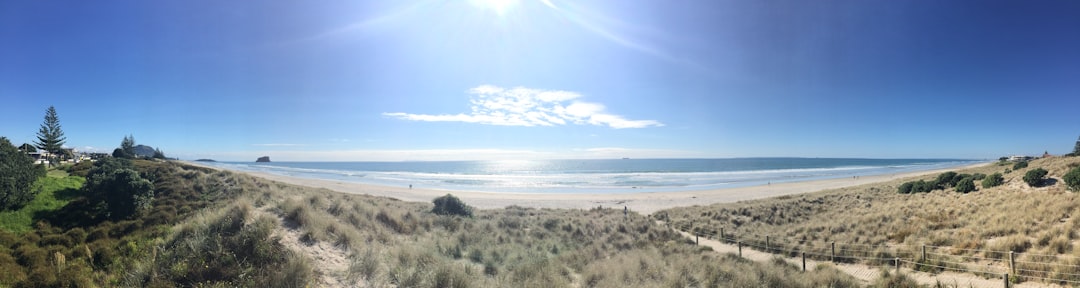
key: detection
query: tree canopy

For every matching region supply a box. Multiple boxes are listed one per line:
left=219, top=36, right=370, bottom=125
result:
left=113, top=135, right=137, bottom=159
left=84, top=157, right=154, bottom=219
left=0, top=137, right=46, bottom=211
left=34, top=106, right=66, bottom=162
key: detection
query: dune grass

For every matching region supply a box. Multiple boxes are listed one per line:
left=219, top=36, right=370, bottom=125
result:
left=2, top=160, right=872, bottom=287
left=206, top=163, right=864, bottom=287
left=657, top=156, right=1080, bottom=284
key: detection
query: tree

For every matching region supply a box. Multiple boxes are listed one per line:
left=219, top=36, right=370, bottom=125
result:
left=1073, top=136, right=1080, bottom=156
left=1023, top=168, right=1049, bottom=187
left=1064, top=167, right=1080, bottom=192
left=153, top=148, right=166, bottom=160
left=121, top=135, right=136, bottom=156
left=0, top=137, right=47, bottom=210
left=432, top=194, right=473, bottom=217
left=982, top=173, right=1004, bottom=188
left=84, top=157, right=154, bottom=219
left=34, top=106, right=66, bottom=164
left=955, top=177, right=976, bottom=193
left=113, top=135, right=136, bottom=159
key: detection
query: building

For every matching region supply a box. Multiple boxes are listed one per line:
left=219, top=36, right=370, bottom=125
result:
left=1008, top=155, right=1034, bottom=162
left=27, top=151, right=51, bottom=165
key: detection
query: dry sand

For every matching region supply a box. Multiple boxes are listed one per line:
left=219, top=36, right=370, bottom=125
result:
left=185, top=161, right=988, bottom=215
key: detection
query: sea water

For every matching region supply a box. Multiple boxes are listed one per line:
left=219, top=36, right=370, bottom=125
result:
left=201, top=158, right=982, bottom=194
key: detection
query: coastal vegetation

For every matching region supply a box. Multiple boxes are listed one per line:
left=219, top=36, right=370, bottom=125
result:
left=657, top=156, right=1080, bottom=284
left=0, top=137, right=47, bottom=211
left=1, top=159, right=864, bottom=286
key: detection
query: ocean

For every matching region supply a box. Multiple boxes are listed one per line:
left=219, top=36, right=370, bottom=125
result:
left=201, top=158, right=982, bottom=194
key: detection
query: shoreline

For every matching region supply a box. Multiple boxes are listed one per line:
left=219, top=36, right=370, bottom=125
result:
left=184, top=161, right=989, bottom=214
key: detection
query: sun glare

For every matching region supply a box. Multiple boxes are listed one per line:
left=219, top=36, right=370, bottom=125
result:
left=470, top=0, right=518, bottom=16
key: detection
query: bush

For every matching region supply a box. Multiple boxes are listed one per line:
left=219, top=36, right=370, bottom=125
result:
left=84, top=158, right=154, bottom=219
left=982, top=173, right=1004, bottom=188
left=955, top=177, right=976, bottom=193
left=1023, top=168, right=1048, bottom=187
left=1013, top=161, right=1028, bottom=170
left=1064, top=167, right=1080, bottom=191
left=897, top=182, right=914, bottom=194
left=0, top=137, right=47, bottom=211
left=908, top=180, right=935, bottom=193
left=972, top=173, right=987, bottom=180
left=936, top=172, right=958, bottom=188
left=432, top=194, right=473, bottom=217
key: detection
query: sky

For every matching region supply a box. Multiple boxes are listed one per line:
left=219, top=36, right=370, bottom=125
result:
left=2, top=0, right=1078, bottom=161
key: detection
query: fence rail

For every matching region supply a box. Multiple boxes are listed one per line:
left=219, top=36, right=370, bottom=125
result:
left=670, top=222, right=1080, bottom=287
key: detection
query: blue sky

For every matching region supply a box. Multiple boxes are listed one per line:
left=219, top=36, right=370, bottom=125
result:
left=2, top=0, right=1078, bottom=161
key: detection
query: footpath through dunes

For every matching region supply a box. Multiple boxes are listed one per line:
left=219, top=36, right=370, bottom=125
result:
left=658, top=156, right=1080, bottom=288
left=669, top=226, right=1064, bottom=288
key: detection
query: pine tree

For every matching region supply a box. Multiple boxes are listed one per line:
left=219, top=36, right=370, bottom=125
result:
left=34, top=106, right=66, bottom=164
left=1073, top=136, right=1080, bottom=155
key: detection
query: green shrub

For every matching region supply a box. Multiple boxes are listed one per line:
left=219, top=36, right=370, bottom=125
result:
left=1064, top=167, right=1080, bottom=191
left=955, top=177, right=976, bottom=193
left=936, top=172, right=958, bottom=188
left=1023, top=168, right=1048, bottom=187
left=84, top=158, right=154, bottom=220
left=972, top=173, right=986, bottom=180
left=0, top=137, right=47, bottom=211
left=1013, top=161, right=1028, bottom=170
left=897, top=182, right=914, bottom=194
left=432, top=194, right=473, bottom=217
left=908, top=180, right=935, bottom=193
left=982, top=173, right=1004, bottom=188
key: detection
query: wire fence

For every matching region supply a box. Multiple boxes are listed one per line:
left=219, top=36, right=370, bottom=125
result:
left=670, top=222, right=1080, bottom=287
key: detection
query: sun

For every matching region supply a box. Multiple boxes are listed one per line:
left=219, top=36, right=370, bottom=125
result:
left=469, top=0, right=519, bottom=16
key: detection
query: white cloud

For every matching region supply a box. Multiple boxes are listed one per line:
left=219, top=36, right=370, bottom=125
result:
left=384, top=85, right=663, bottom=129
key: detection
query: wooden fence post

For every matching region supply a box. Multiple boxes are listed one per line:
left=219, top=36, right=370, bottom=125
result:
left=802, top=252, right=806, bottom=272
left=894, top=257, right=900, bottom=273
left=831, top=242, right=836, bottom=262
left=922, top=245, right=926, bottom=262
left=738, top=241, right=743, bottom=258
left=695, top=234, right=699, bottom=245
left=766, top=236, right=770, bottom=253
left=720, top=228, right=725, bottom=243
left=1009, top=251, right=1015, bottom=276
left=1004, top=273, right=1009, bottom=288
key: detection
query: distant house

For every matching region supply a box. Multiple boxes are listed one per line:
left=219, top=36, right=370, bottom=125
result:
left=1008, top=155, right=1034, bottom=162
left=1043, top=151, right=1053, bottom=158
left=27, top=151, right=51, bottom=165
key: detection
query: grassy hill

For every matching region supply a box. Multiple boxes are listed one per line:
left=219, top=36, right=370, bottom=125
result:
left=1, top=160, right=865, bottom=287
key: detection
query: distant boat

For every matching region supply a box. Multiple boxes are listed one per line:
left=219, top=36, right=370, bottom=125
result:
left=622, top=157, right=630, bottom=160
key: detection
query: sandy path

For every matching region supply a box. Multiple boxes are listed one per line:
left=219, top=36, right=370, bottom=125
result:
left=673, top=229, right=1060, bottom=288
left=186, top=161, right=986, bottom=215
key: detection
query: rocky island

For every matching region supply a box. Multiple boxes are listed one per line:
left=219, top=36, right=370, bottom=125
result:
left=256, top=156, right=271, bottom=162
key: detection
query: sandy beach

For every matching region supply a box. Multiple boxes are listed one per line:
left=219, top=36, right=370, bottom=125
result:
left=185, top=161, right=988, bottom=215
